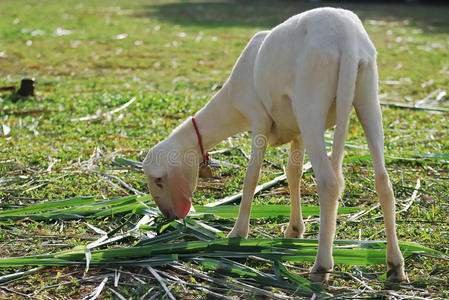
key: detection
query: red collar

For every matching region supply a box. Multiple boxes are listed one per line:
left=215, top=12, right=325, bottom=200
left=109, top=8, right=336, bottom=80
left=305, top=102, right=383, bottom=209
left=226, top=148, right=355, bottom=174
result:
left=191, top=117, right=209, bottom=165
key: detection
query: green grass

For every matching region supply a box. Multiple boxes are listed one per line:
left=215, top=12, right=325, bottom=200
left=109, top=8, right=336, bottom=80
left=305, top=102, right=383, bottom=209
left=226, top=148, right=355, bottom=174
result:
left=1, top=0, right=449, bottom=299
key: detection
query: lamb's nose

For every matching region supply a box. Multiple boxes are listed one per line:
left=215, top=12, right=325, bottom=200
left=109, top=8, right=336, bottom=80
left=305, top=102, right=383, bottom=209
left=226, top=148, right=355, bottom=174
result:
left=161, top=209, right=170, bottom=218
left=161, top=209, right=177, bottom=220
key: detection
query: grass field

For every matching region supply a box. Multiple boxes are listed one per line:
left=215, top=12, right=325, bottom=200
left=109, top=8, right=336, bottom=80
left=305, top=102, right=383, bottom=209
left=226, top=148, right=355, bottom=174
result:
left=1, top=0, right=448, bottom=299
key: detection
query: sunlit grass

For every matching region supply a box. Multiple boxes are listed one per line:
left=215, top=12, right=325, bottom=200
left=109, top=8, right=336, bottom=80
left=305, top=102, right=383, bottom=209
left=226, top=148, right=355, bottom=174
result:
left=0, top=0, right=448, bottom=298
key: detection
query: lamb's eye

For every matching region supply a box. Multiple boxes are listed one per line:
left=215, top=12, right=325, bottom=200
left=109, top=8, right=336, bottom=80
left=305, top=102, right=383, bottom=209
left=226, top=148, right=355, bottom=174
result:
left=154, top=177, right=163, bottom=188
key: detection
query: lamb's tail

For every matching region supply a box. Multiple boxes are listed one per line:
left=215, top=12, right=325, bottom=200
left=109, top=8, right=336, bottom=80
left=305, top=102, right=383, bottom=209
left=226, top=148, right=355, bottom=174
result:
left=331, top=52, right=359, bottom=178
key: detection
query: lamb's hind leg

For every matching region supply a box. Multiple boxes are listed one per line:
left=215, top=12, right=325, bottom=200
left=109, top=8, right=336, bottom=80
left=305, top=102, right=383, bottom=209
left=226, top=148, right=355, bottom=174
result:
left=291, top=51, right=341, bottom=282
left=354, top=62, right=406, bottom=282
left=284, top=137, right=306, bottom=238
left=300, top=123, right=340, bottom=283
left=293, top=99, right=340, bottom=282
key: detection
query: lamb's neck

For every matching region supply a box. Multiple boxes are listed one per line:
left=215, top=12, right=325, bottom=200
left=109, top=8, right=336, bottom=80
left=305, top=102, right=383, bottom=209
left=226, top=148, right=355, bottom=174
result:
left=169, top=87, right=250, bottom=157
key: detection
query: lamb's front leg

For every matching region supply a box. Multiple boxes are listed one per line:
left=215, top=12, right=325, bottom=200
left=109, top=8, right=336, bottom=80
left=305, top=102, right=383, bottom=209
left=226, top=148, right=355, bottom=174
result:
left=284, top=137, right=306, bottom=238
left=228, top=131, right=268, bottom=238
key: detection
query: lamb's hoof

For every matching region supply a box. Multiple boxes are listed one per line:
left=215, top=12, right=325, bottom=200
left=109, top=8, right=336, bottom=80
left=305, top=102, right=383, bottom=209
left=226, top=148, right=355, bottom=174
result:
left=227, top=228, right=248, bottom=238
left=310, top=265, right=331, bottom=283
left=283, top=225, right=304, bottom=239
left=387, top=262, right=408, bottom=283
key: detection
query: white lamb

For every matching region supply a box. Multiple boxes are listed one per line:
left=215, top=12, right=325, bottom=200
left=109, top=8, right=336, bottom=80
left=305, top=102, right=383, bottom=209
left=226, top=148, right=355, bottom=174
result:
left=143, top=7, right=406, bottom=282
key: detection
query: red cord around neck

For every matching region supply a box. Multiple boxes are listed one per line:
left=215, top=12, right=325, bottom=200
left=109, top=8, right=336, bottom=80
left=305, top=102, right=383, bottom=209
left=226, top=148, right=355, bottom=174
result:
left=191, top=117, right=209, bottom=165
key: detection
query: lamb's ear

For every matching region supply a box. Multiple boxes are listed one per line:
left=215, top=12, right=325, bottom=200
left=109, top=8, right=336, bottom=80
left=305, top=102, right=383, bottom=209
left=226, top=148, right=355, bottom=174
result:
left=167, top=164, right=192, bottom=219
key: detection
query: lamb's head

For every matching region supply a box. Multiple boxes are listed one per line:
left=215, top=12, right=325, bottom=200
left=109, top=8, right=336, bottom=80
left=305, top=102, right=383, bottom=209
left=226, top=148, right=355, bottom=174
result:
left=143, top=142, right=199, bottom=220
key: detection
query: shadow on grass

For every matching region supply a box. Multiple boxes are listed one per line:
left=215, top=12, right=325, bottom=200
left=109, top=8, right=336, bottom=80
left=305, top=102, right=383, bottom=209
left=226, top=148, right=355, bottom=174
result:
left=138, top=0, right=449, bottom=32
